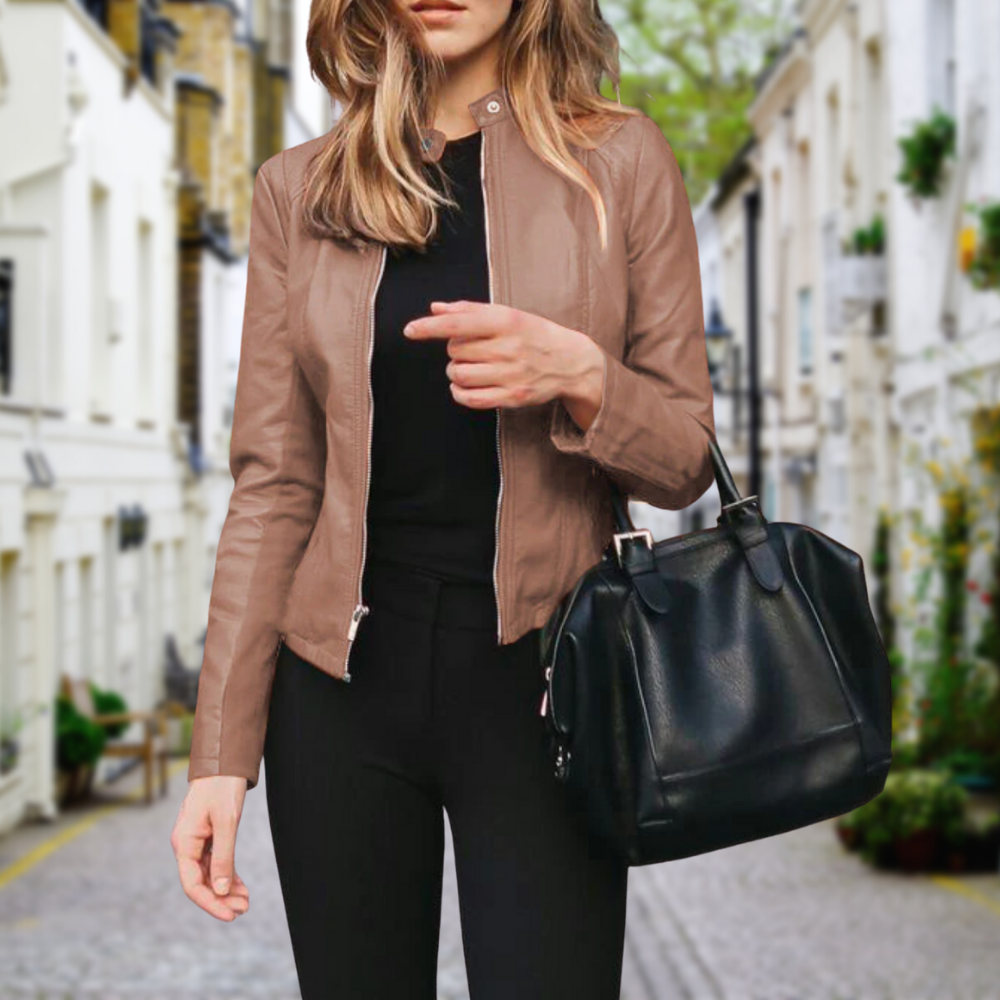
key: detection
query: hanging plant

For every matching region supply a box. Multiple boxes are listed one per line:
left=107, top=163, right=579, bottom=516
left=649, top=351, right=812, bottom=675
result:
left=896, top=108, right=956, bottom=200
left=849, top=213, right=886, bottom=255
left=962, top=200, right=1000, bottom=292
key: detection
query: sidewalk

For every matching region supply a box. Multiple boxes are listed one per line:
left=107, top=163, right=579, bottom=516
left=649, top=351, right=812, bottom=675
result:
left=0, top=758, right=997, bottom=999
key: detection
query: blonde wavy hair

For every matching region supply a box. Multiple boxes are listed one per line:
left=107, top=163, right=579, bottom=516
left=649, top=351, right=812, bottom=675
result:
left=303, top=0, right=641, bottom=253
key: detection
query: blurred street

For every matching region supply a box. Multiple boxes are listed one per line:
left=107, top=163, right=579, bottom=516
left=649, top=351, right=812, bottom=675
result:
left=0, top=759, right=997, bottom=1000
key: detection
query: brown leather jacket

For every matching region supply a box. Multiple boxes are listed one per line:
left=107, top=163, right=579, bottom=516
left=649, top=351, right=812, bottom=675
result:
left=188, top=86, right=716, bottom=789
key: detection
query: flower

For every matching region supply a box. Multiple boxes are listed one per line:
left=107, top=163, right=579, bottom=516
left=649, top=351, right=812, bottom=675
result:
left=967, top=580, right=980, bottom=591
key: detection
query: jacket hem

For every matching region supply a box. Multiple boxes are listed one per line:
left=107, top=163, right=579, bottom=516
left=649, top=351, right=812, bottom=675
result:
left=282, top=630, right=351, bottom=680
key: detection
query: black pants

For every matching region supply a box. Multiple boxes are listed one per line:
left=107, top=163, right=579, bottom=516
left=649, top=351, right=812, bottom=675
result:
left=263, top=556, right=629, bottom=1000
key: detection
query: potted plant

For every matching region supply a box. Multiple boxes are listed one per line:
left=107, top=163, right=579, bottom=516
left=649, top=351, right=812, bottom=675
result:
left=847, top=213, right=886, bottom=256
left=89, top=682, right=130, bottom=739
left=841, top=213, right=887, bottom=311
left=896, top=107, right=956, bottom=201
left=55, top=694, right=107, bottom=805
left=841, top=769, right=968, bottom=872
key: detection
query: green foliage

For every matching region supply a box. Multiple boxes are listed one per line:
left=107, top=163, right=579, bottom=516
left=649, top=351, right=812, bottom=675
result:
left=609, top=0, right=791, bottom=206
left=971, top=404, right=1000, bottom=477
left=56, top=695, right=106, bottom=770
left=895, top=108, right=956, bottom=199
left=844, top=769, right=968, bottom=862
left=89, top=683, right=129, bottom=739
left=912, top=483, right=981, bottom=764
left=850, top=214, right=886, bottom=255
left=964, top=201, right=1000, bottom=292
left=933, top=748, right=996, bottom=780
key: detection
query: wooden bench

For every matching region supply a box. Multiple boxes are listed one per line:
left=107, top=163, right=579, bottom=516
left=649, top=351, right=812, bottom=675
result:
left=60, top=676, right=170, bottom=805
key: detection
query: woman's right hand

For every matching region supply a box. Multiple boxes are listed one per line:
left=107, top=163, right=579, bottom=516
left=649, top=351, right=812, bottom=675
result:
left=170, top=775, right=250, bottom=921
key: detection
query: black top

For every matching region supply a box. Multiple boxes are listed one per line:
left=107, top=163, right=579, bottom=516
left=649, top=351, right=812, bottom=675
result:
left=365, top=129, right=500, bottom=585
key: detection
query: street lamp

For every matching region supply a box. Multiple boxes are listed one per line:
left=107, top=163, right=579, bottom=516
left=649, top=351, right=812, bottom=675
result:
left=704, top=297, right=732, bottom=391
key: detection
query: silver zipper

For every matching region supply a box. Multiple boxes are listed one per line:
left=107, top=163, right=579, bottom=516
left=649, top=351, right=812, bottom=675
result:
left=480, top=124, right=504, bottom=646
left=342, top=243, right=387, bottom=681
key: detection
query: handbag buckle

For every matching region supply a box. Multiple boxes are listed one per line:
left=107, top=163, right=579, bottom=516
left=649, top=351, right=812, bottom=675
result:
left=613, top=529, right=654, bottom=566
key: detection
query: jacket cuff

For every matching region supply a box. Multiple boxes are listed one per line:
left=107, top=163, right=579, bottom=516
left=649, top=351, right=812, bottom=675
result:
left=548, top=343, right=715, bottom=510
left=187, top=756, right=260, bottom=791
left=549, top=346, right=615, bottom=458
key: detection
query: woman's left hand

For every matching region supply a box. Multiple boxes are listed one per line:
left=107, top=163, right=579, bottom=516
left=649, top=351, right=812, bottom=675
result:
left=403, top=300, right=605, bottom=431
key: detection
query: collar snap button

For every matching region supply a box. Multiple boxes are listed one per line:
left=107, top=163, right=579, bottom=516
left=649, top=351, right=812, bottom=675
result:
left=486, top=100, right=501, bottom=114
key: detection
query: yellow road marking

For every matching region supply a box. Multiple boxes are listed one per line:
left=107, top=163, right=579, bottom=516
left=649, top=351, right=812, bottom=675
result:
left=930, top=875, right=1000, bottom=918
left=0, top=757, right=189, bottom=894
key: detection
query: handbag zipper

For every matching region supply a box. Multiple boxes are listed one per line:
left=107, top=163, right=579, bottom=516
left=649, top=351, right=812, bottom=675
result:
left=480, top=121, right=505, bottom=646
left=342, top=243, right=388, bottom=682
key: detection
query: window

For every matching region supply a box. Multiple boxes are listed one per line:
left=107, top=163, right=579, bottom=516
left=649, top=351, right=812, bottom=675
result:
left=137, top=221, right=154, bottom=423
left=90, top=185, right=111, bottom=415
left=798, top=286, right=813, bottom=375
left=0, top=259, right=11, bottom=395
left=928, top=0, right=956, bottom=117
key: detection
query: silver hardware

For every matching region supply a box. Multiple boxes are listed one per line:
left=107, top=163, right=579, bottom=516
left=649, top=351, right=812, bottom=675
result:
left=486, top=100, right=501, bottom=114
left=720, top=494, right=760, bottom=513
left=481, top=121, right=504, bottom=645
left=612, top=528, right=654, bottom=564
left=343, top=245, right=387, bottom=681
left=554, top=743, right=571, bottom=781
left=539, top=664, right=553, bottom=717
left=347, top=604, right=369, bottom=641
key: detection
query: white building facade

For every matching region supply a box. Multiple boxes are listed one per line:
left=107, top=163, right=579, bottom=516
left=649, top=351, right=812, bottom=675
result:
left=705, top=0, right=1000, bottom=671
left=0, top=0, right=330, bottom=835
left=0, top=0, right=189, bottom=830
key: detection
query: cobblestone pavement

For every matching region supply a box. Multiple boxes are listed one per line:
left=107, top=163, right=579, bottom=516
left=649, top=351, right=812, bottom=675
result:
left=0, top=760, right=997, bottom=999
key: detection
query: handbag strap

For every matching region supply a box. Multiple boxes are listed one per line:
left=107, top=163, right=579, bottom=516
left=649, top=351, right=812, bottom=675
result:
left=608, top=428, right=785, bottom=602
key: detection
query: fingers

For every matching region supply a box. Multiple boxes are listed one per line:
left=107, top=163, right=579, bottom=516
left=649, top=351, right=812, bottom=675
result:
left=445, top=359, right=505, bottom=388
left=171, top=784, right=250, bottom=923
left=177, top=849, right=240, bottom=922
left=209, top=808, right=238, bottom=897
left=229, top=872, right=250, bottom=899
left=404, top=301, right=501, bottom=340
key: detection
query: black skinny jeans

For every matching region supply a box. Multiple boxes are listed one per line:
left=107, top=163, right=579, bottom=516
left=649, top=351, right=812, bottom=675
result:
left=263, top=556, right=629, bottom=999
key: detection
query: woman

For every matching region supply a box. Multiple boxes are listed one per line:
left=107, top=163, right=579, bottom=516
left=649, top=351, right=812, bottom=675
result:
left=171, top=0, right=716, bottom=996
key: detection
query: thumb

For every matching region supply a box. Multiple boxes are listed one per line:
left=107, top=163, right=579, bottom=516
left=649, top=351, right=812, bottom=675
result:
left=209, top=810, right=237, bottom=896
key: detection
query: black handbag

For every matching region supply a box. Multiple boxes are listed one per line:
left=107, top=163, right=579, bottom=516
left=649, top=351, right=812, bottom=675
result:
left=538, top=432, right=893, bottom=867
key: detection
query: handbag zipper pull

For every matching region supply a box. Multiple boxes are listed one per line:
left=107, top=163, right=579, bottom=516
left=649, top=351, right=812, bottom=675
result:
left=539, top=664, right=552, bottom=717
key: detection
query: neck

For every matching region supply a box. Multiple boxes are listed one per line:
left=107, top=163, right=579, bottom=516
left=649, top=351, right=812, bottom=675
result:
left=430, top=44, right=502, bottom=138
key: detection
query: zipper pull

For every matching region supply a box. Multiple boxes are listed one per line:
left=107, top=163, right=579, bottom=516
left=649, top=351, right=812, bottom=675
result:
left=539, top=664, right=553, bottom=717
left=348, top=603, right=370, bottom=640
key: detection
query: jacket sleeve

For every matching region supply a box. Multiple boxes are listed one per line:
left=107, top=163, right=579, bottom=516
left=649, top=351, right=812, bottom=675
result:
left=188, top=153, right=327, bottom=790
left=548, top=114, right=716, bottom=510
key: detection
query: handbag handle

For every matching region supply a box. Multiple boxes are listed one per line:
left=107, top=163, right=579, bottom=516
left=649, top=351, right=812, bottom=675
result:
left=608, top=428, right=745, bottom=534
left=607, top=427, right=784, bottom=601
